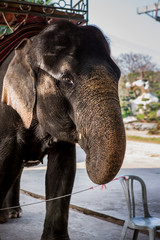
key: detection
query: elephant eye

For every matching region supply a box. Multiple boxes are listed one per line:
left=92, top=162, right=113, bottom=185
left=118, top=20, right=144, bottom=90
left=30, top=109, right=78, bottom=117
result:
left=62, top=73, right=74, bottom=86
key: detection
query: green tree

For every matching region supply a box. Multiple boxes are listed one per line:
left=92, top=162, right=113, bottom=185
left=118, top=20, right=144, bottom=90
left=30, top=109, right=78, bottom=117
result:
left=137, top=101, right=160, bottom=122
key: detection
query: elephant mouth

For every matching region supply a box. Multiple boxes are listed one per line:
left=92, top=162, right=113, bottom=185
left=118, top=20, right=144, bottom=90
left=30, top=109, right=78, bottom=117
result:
left=23, top=160, right=41, bottom=167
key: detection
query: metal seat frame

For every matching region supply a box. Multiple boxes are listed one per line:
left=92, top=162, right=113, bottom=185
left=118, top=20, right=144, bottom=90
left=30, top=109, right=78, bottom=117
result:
left=120, top=175, right=160, bottom=240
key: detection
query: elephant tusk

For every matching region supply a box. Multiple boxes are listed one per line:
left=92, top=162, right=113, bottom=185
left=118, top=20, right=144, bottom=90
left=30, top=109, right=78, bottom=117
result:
left=53, top=137, right=58, bottom=142
left=79, top=133, right=82, bottom=140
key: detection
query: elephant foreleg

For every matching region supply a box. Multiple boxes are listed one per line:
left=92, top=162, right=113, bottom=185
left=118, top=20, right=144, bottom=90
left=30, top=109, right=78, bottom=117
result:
left=0, top=136, right=23, bottom=223
left=0, top=170, right=23, bottom=222
left=7, top=169, right=23, bottom=219
left=41, top=142, right=76, bottom=240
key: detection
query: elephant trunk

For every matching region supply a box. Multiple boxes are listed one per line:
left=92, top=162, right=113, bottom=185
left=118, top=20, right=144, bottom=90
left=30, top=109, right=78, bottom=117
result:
left=86, top=102, right=126, bottom=185
left=76, top=68, right=126, bottom=185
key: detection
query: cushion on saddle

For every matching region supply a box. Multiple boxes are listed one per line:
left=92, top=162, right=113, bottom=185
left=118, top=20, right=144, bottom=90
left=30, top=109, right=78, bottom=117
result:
left=0, top=23, right=47, bottom=65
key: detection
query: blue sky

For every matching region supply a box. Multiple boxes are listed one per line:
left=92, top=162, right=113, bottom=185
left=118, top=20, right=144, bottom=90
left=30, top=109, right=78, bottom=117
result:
left=88, top=0, right=160, bottom=66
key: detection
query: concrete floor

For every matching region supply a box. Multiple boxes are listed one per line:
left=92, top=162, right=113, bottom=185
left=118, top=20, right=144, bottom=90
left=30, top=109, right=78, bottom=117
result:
left=0, top=139, right=160, bottom=240
left=0, top=194, right=152, bottom=240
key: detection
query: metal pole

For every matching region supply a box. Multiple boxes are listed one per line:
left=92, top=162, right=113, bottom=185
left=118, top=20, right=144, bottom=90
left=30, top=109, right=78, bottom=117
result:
left=86, top=0, right=89, bottom=24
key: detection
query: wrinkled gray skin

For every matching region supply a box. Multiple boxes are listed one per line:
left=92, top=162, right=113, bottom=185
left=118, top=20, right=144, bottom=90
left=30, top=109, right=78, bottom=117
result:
left=0, top=21, right=126, bottom=239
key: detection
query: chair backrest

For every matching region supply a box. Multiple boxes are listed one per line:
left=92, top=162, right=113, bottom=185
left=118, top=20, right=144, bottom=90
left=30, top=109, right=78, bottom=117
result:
left=119, top=175, right=151, bottom=219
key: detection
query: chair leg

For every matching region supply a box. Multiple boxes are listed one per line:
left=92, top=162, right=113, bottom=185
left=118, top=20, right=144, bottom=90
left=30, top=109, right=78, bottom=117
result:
left=120, top=221, right=128, bottom=240
left=149, top=228, right=156, bottom=240
left=132, top=229, right=139, bottom=240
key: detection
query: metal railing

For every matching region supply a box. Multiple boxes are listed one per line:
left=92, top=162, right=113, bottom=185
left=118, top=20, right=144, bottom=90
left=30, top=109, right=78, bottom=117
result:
left=0, top=0, right=88, bottom=24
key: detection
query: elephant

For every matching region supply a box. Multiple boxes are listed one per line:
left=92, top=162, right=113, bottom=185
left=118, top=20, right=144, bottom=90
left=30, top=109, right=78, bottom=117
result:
left=0, top=20, right=126, bottom=239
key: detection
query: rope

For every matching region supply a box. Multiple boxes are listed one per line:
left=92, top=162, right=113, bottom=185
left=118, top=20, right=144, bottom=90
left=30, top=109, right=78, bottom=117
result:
left=0, top=186, right=99, bottom=211
left=0, top=176, right=126, bottom=211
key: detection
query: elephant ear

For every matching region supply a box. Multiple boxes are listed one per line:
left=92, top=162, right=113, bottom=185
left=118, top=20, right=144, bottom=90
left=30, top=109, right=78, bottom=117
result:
left=1, top=39, right=36, bottom=128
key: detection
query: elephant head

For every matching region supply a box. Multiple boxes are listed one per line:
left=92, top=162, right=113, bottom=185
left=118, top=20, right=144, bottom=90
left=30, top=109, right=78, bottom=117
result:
left=1, top=20, right=126, bottom=184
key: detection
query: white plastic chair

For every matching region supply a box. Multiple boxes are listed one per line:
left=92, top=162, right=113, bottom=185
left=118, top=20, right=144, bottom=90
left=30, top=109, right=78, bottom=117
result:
left=119, top=175, right=160, bottom=240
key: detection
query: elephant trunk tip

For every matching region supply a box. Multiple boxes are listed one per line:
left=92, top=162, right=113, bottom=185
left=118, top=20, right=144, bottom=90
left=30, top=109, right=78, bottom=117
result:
left=86, top=149, right=125, bottom=185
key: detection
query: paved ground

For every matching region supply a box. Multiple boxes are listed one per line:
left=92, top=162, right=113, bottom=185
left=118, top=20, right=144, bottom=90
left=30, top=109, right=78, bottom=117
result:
left=125, top=129, right=160, bottom=139
left=0, top=133, right=160, bottom=240
left=0, top=194, right=152, bottom=240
